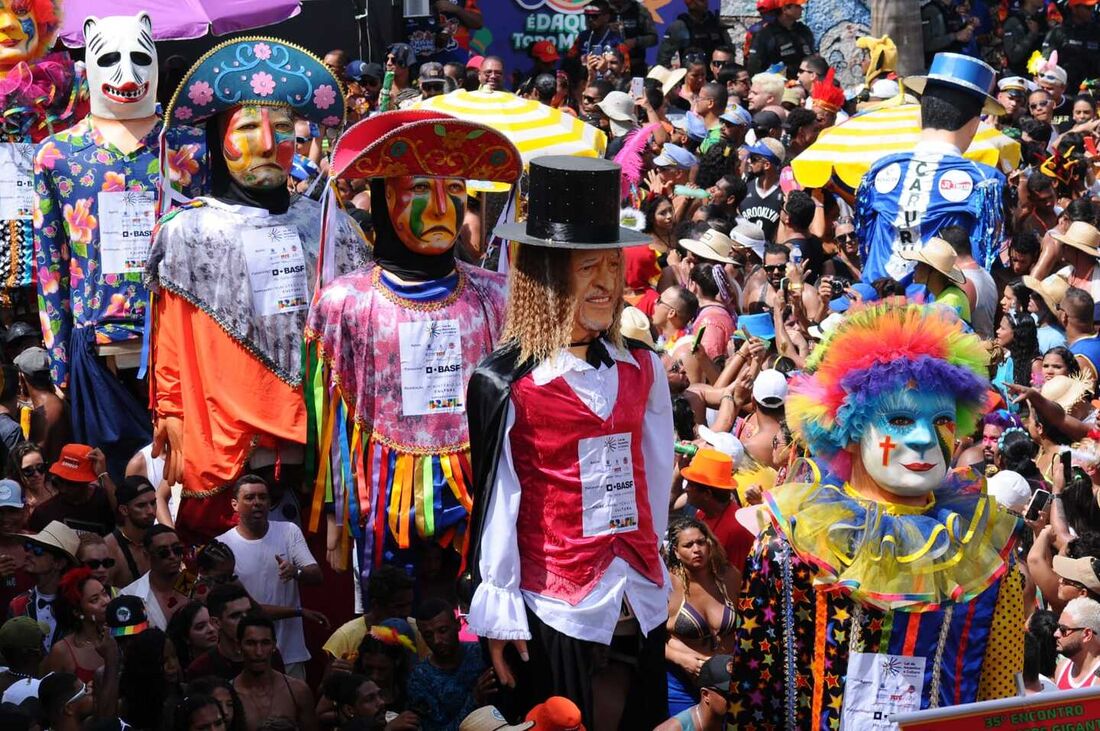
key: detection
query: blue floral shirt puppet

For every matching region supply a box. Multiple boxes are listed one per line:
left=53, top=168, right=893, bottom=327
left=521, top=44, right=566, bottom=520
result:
left=33, top=118, right=207, bottom=387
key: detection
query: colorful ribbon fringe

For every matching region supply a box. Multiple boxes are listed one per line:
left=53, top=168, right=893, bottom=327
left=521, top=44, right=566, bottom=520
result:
left=304, top=341, right=474, bottom=567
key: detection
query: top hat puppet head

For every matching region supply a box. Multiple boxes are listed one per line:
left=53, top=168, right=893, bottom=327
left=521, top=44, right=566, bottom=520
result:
left=318, top=109, right=522, bottom=283
left=905, top=52, right=1006, bottom=118
left=165, top=37, right=346, bottom=204
left=494, top=156, right=650, bottom=364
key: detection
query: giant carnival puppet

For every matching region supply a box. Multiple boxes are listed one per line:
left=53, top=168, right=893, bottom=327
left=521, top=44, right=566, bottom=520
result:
left=146, top=38, right=364, bottom=543
left=464, top=157, right=674, bottom=729
left=34, top=13, right=207, bottom=476
left=856, top=53, right=1004, bottom=284
left=304, top=109, right=521, bottom=581
left=0, top=0, right=86, bottom=296
left=728, top=304, right=1024, bottom=729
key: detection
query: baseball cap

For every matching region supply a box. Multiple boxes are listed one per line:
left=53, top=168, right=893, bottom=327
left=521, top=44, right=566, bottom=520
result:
left=751, top=109, right=782, bottom=132
left=23, top=521, right=79, bottom=564
left=12, top=347, right=48, bottom=377
left=346, top=60, right=382, bottom=82
left=530, top=40, right=560, bottom=64
left=829, top=282, right=879, bottom=313
left=116, top=475, right=155, bottom=506
left=419, top=62, right=447, bottom=86
left=720, top=105, right=752, bottom=127
left=730, top=218, right=767, bottom=260
left=753, top=369, right=788, bottom=408
left=698, top=654, right=733, bottom=693
left=584, top=0, right=610, bottom=14
left=0, top=616, right=48, bottom=654
left=745, top=139, right=781, bottom=165
left=698, top=425, right=745, bottom=467
left=683, top=111, right=708, bottom=141
left=467, top=55, right=485, bottom=70
left=1054, top=555, right=1100, bottom=594
left=526, top=696, right=585, bottom=730
left=0, top=479, right=23, bottom=509
left=49, top=443, right=98, bottom=484
left=986, top=470, right=1031, bottom=515
left=3, top=322, right=37, bottom=346
left=386, top=43, right=416, bottom=67
left=735, top=312, right=776, bottom=341
left=459, top=706, right=534, bottom=731
left=106, top=595, right=149, bottom=637
left=1038, top=63, right=1068, bottom=87
left=652, top=143, right=698, bottom=169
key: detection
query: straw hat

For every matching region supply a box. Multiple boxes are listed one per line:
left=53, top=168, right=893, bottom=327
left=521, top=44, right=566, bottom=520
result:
left=680, top=448, right=738, bottom=490
left=1022, top=271, right=1070, bottom=314
left=1053, top=221, right=1100, bottom=258
left=900, top=237, right=964, bottom=284
left=679, top=228, right=737, bottom=264
left=620, top=306, right=656, bottom=349
left=1040, top=374, right=1092, bottom=412
left=647, top=64, right=687, bottom=97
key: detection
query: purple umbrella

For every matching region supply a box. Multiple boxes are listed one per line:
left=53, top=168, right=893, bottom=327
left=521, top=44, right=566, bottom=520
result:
left=59, top=0, right=302, bottom=46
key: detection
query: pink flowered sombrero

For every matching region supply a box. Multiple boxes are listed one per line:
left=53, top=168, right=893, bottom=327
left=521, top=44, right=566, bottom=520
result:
left=164, top=36, right=346, bottom=129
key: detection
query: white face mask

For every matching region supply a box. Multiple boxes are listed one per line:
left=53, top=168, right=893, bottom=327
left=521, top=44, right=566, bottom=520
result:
left=83, top=13, right=158, bottom=120
left=858, top=389, right=956, bottom=499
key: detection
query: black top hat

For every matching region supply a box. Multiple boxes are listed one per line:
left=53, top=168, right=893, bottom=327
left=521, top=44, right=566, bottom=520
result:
left=494, top=156, right=649, bottom=249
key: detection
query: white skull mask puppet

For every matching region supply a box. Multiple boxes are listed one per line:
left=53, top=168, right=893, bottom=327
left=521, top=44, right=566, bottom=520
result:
left=84, top=12, right=158, bottom=120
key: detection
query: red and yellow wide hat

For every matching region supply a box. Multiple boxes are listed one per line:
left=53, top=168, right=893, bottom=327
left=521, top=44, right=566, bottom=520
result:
left=330, top=109, right=522, bottom=183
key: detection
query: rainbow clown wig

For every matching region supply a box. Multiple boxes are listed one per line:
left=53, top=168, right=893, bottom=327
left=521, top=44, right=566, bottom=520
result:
left=786, top=304, right=990, bottom=478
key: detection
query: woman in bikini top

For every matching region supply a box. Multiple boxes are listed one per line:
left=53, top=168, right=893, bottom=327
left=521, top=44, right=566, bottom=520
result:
left=663, top=516, right=741, bottom=716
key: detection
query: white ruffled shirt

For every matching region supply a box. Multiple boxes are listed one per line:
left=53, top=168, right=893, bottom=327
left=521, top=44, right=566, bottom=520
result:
left=466, top=343, right=674, bottom=645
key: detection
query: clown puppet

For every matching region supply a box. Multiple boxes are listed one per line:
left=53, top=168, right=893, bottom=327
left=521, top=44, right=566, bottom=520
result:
left=465, top=156, right=674, bottom=728
left=146, top=38, right=365, bottom=543
left=34, top=13, right=208, bottom=478
left=728, top=304, right=1024, bottom=729
left=305, top=109, right=521, bottom=584
left=0, top=0, right=87, bottom=294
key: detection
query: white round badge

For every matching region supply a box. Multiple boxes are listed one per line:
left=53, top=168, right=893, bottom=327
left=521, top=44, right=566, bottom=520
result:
left=116, top=607, right=131, bottom=622
left=874, top=163, right=902, bottom=194
left=938, top=169, right=974, bottom=203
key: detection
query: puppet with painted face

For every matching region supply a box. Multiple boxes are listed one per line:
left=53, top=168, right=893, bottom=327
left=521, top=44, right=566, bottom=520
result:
left=728, top=304, right=1024, bottom=729
left=146, top=38, right=365, bottom=543
left=0, top=0, right=87, bottom=294
left=33, top=13, right=208, bottom=477
left=305, top=110, right=521, bottom=579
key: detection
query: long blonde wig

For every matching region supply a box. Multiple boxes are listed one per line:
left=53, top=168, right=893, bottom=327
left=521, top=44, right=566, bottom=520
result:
left=501, top=244, right=624, bottom=365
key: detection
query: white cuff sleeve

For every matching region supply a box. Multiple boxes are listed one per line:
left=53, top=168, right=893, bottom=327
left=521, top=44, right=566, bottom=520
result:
left=467, top=583, right=531, bottom=640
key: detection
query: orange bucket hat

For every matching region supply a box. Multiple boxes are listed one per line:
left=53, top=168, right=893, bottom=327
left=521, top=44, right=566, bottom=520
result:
left=680, top=448, right=738, bottom=490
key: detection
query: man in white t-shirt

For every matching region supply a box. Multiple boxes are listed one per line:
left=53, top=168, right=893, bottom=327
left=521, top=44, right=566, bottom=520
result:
left=217, top=475, right=321, bottom=679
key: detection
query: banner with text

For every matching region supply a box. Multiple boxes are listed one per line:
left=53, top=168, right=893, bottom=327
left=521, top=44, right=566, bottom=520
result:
left=894, top=687, right=1100, bottom=731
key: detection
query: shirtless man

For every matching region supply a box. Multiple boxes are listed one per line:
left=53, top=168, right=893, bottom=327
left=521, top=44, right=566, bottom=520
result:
left=233, top=615, right=317, bottom=731
left=104, top=477, right=155, bottom=587
left=740, top=244, right=787, bottom=314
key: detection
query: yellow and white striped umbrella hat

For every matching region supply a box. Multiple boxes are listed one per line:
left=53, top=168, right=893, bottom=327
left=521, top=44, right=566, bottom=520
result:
left=414, top=88, right=606, bottom=167
left=791, top=103, right=1021, bottom=189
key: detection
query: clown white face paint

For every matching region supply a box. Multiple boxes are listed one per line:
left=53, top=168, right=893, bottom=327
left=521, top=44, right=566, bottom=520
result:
left=84, top=13, right=158, bottom=120
left=859, top=388, right=956, bottom=498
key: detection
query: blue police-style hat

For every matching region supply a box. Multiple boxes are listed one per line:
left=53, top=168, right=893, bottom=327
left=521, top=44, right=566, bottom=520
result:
left=828, top=282, right=879, bottom=313
left=165, top=37, right=347, bottom=129
left=904, top=52, right=1004, bottom=116
left=720, top=105, right=752, bottom=127
left=653, top=143, right=698, bottom=169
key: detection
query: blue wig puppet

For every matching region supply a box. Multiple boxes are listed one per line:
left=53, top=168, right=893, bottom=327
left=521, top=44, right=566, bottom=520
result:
left=727, top=303, right=1023, bottom=730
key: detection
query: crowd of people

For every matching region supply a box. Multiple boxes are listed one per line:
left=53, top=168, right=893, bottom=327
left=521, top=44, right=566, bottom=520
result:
left=3, top=0, right=1100, bottom=730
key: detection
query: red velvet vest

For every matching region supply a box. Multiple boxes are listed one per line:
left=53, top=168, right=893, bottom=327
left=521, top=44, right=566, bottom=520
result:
left=510, top=350, right=663, bottom=605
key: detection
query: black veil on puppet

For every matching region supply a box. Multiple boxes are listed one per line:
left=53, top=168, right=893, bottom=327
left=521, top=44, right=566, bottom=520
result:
left=317, top=109, right=522, bottom=286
